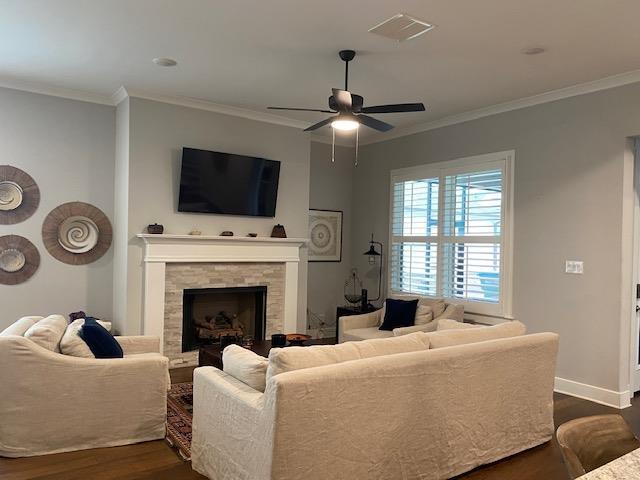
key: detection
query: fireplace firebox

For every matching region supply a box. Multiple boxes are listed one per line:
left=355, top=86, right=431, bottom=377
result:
left=182, top=286, right=267, bottom=352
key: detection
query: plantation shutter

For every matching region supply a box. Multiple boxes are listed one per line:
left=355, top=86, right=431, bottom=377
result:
left=389, top=154, right=511, bottom=316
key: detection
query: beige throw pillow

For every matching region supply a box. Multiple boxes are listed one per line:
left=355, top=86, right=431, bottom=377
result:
left=0, top=316, right=43, bottom=337
left=427, top=320, right=526, bottom=349
left=59, top=318, right=110, bottom=358
left=419, top=298, right=446, bottom=318
left=24, top=315, right=68, bottom=352
left=414, top=305, right=434, bottom=325
left=223, top=344, right=269, bottom=392
left=266, top=332, right=430, bottom=382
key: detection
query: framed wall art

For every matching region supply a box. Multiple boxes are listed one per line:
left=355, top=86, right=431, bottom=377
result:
left=308, top=209, right=343, bottom=262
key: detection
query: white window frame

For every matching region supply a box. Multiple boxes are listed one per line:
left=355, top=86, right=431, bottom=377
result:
left=388, top=150, right=514, bottom=320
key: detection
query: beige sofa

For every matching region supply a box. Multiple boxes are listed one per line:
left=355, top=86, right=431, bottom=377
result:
left=192, top=323, right=559, bottom=480
left=339, top=296, right=464, bottom=342
left=0, top=317, right=169, bottom=457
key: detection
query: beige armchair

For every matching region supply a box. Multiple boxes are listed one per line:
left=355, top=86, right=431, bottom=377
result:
left=339, top=300, right=464, bottom=343
left=0, top=326, right=169, bottom=457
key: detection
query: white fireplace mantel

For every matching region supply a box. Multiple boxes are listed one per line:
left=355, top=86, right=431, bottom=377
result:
left=137, top=234, right=308, bottom=354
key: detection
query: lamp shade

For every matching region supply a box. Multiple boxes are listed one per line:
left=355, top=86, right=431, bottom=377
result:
left=364, top=245, right=381, bottom=256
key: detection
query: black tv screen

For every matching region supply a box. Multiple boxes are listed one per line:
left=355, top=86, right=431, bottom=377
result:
left=178, top=148, right=280, bottom=217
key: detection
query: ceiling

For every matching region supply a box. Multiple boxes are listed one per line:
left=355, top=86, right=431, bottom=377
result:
left=2, top=0, right=640, bottom=140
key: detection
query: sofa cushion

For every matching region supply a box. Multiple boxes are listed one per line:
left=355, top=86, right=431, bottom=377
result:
left=419, top=298, right=446, bottom=318
left=0, top=316, right=43, bottom=337
left=379, top=298, right=418, bottom=331
left=436, top=319, right=481, bottom=331
left=60, top=318, right=111, bottom=358
left=79, top=318, right=124, bottom=359
left=223, top=344, right=269, bottom=392
left=266, top=332, right=430, bottom=382
left=342, top=327, right=394, bottom=342
left=23, top=315, right=68, bottom=352
left=427, top=320, right=526, bottom=349
left=415, top=305, right=434, bottom=325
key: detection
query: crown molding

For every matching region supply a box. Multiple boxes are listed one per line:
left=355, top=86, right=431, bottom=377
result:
left=359, top=68, right=640, bottom=145
left=118, top=87, right=310, bottom=130
left=0, top=77, right=113, bottom=105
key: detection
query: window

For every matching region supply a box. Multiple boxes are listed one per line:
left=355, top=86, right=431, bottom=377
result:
left=389, top=151, right=514, bottom=318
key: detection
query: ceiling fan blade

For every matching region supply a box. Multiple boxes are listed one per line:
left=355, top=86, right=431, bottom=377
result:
left=303, top=117, right=334, bottom=132
left=332, top=88, right=352, bottom=113
left=357, top=114, right=394, bottom=132
left=361, top=103, right=426, bottom=114
left=268, top=107, right=335, bottom=113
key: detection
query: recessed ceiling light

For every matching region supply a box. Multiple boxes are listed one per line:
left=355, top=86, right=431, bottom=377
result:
left=153, top=57, right=177, bottom=67
left=521, top=47, right=546, bottom=56
left=369, top=13, right=434, bottom=42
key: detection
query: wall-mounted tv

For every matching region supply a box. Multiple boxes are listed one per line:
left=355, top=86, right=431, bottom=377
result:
left=178, top=148, right=281, bottom=217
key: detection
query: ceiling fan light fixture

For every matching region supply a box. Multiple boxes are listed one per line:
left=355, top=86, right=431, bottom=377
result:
left=331, top=117, right=359, bottom=131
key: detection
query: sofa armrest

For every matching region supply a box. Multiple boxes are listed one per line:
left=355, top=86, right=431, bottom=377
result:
left=436, top=304, right=464, bottom=322
left=338, top=309, right=383, bottom=343
left=115, top=335, right=160, bottom=355
left=392, top=321, right=438, bottom=336
left=191, top=367, right=271, bottom=480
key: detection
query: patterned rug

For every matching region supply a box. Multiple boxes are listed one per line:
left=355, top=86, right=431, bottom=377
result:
left=166, top=382, right=193, bottom=461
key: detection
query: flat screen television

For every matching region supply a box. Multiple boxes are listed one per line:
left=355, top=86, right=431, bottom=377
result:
left=178, top=147, right=280, bottom=217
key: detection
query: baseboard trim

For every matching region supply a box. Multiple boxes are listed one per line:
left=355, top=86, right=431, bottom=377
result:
left=554, top=377, right=631, bottom=409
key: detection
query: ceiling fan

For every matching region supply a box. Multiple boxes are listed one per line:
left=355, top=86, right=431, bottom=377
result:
left=268, top=50, right=426, bottom=133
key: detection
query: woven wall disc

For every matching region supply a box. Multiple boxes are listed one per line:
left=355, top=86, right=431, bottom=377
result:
left=42, top=202, right=112, bottom=265
left=0, top=235, right=40, bottom=285
left=0, top=166, right=40, bottom=225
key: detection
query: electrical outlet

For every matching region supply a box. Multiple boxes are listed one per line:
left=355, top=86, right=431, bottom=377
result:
left=565, top=260, right=584, bottom=274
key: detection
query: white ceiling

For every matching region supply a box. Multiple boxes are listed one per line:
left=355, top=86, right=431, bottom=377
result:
left=2, top=0, right=640, bottom=139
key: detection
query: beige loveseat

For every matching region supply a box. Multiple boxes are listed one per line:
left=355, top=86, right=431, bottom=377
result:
left=0, top=317, right=169, bottom=457
left=339, top=295, right=464, bottom=342
left=191, top=322, right=558, bottom=480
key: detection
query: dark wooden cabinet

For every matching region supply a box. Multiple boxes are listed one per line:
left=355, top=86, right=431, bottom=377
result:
left=335, top=305, right=380, bottom=339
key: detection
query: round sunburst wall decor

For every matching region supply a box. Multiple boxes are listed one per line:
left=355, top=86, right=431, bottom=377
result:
left=0, top=235, right=40, bottom=285
left=0, top=165, right=40, bottom=225
left=42, top=202, right=112, bottom=265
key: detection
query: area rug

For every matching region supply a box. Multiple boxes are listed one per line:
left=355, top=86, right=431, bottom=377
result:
left=166, top=382, right=193, bottom=461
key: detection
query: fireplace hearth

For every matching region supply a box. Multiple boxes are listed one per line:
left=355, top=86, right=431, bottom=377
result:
left=182, top=286, right=267, bottom=352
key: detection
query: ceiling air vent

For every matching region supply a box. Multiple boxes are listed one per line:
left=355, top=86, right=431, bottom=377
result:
left=368, top=13, right=434, bottom=42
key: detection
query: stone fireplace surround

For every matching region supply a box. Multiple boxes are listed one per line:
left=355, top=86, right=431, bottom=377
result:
left=138, top=234, right=307, bottom=366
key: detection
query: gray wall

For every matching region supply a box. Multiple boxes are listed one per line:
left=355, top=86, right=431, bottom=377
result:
left=352, top=82, right=640, bottom=392
left=0, top=87, right=115, bottom=329
left=307, top=142, right=355, bottom=335
left=115, top=97, right=311, bottom=334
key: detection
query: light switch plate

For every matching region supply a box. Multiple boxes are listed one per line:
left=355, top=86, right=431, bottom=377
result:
left=565, top=260, right=584, bottom=274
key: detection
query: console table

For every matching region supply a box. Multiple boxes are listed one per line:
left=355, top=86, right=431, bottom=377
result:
left=199, top=337, right=337, bottom=369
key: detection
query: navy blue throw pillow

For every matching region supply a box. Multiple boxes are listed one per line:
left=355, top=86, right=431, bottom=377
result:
left=379, top=298, right=419, bottom=331
left=79, top=317, right=123, bottom=359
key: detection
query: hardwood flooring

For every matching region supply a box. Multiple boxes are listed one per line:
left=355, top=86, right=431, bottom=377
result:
left=1, top=370, right=638, bottom=480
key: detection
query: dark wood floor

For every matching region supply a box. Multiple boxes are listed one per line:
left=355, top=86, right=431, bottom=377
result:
left=1, top=369, right=638, bottom=480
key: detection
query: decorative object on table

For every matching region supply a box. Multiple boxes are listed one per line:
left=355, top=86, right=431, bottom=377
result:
left=363, top=233, right=384, bottom=302
left=247, top=233, right=257, bottom=237
left=0, top=235, right=40, bottom=285
left=343, top=268, right=363, bottom=305
left=361, top=288, right=368, bottom=311
left=42, top=202, right=112, bottom=265
left=69, top=311, right=87, bottom=323
left=0, top=165, right=40, bottom=225
left=271, top=333, right=287, bottom=347
left=308, top=209, right=342, bottom=262
left=270, top=224, right=287, bottom=238
left=189, top=229, right=201, bottom=235
left=242, top=336, right=254, bottom=348
left=286, top=333, right=311, bottom=346
left=147, top=223, right=164, bottom=234
left=220, top=231, right=234, bottom=236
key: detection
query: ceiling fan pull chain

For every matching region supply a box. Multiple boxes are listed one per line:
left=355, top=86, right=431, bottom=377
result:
left=332, top=128, right=335, bottom=163
left=355, top=127, right=359, bottom=167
